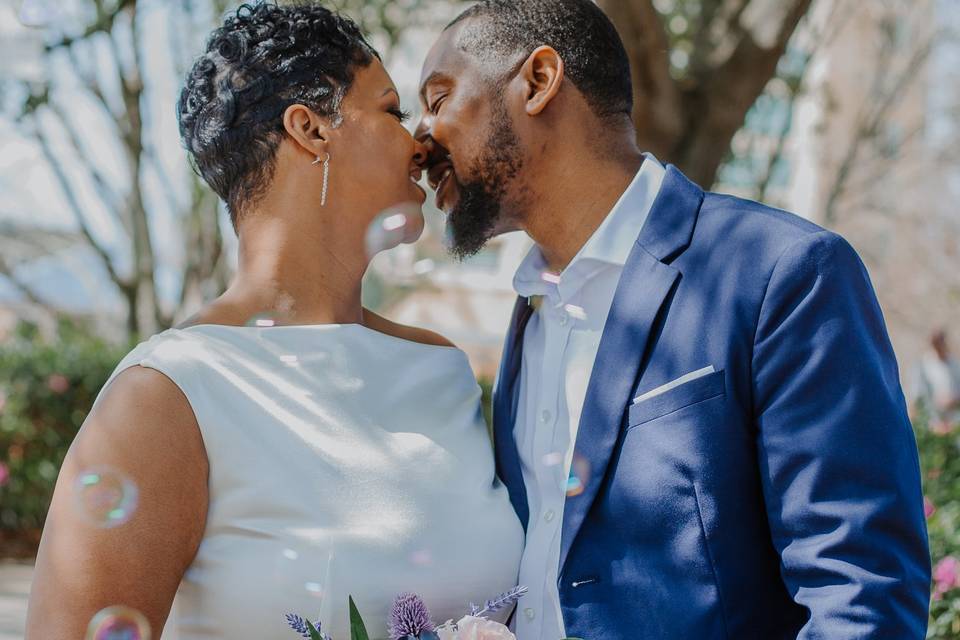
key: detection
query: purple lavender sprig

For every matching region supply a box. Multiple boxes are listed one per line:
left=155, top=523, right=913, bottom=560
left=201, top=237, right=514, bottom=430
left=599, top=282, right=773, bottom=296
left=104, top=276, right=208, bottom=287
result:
left=468, top=585, right=529, bottom=617
left=389, top=592, right=436, bottom=640
left=285, top=613, right=330, bottom=640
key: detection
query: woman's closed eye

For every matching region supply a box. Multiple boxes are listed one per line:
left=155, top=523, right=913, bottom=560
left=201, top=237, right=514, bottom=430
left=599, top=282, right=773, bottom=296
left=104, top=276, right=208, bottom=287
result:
left=388, top=106, right=412, bottom=123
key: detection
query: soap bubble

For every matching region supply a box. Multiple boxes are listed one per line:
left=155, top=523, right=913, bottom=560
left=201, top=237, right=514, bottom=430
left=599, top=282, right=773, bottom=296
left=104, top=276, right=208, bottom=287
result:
left=86, top=605, right=151, bottom=640
left=245, top=313, right=277, bottom=328
left=565, top=455, right=591, bottom=498
left=74, top=467, right=138, bottom=528
left=541, top=452, right=564, bottom=467
left=365, top=203, right=424, bottom=259
left=409, top=549, right=433, bottom=566
left=413, top=259, right=436, bottom=276
left=563, top=304, right=588, bottom=322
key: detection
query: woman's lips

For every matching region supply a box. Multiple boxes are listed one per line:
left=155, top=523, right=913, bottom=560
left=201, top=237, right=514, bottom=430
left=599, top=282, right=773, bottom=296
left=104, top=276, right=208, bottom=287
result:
left=410, top=176, right=427, bottom=202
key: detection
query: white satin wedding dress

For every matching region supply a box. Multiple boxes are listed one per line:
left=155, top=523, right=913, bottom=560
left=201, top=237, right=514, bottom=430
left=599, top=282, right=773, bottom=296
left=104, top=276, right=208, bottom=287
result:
left=96, top=323, right=524, bottom=640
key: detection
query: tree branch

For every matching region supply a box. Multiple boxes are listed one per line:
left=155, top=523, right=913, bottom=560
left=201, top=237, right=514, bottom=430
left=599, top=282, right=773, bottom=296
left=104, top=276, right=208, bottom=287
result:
left=31, top=116, right=131, bottom=293
left=43, top=0, right=137, bottom=51
left=0, top=254, right=52, bottom=309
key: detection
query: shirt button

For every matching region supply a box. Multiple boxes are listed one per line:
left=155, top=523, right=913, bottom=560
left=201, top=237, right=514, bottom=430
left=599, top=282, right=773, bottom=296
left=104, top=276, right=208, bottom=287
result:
left=540, top=409, right=551, bottom=423
left=544, top=509, right=556, bottom=523
left=524, top=607, right=536, bottom=621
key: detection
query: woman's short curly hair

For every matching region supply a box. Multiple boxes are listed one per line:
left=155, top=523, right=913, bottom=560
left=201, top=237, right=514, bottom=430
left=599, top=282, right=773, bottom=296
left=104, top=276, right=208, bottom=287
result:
left=177, top=2, right=379, bottom=229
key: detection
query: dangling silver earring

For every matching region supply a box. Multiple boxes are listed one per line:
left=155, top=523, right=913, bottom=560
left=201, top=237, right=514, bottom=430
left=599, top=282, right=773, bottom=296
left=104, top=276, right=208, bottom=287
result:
left=314, top=152, right=331, bottom=206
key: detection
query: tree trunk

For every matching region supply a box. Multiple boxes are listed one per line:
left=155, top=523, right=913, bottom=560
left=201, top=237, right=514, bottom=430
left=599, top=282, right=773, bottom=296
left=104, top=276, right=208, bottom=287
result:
left=598, top=0, right=814, bottom=188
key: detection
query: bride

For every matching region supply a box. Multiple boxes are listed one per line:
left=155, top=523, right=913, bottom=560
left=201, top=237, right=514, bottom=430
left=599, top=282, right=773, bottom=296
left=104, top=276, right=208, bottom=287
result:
left=25, top=3, right=524, bottom=638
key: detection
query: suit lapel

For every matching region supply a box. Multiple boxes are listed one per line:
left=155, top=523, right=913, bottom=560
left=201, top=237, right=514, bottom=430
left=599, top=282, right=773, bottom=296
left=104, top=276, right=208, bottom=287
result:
left=558, top=165, right=705, bottom=572
left=493, top=296, right=534, bottom=532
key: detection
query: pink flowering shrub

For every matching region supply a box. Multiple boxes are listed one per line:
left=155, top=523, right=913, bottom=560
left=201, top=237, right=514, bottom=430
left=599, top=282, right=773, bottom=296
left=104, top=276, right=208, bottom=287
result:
left=0, top=319, right=128, bottom=556
left=915, top=411, right=960, bottom=638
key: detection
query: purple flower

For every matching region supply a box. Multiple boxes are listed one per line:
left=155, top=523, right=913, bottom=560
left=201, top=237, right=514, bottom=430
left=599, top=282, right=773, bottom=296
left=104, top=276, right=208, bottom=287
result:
left=469, top=586, right=528, bottom=617
left=285, top=613, right=329, bottom=640
left=286, top=613, right=313, bottom=639
left=389, top=592, right=435, bottom=640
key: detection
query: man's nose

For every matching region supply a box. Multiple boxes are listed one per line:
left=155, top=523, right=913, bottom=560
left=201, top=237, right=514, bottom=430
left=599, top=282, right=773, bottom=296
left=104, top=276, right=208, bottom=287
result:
left=414, top=114, right=433, bottom=146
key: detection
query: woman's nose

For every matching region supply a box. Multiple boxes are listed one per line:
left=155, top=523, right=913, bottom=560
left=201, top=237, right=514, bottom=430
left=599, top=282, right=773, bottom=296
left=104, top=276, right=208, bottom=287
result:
left=412, top=138, right=429, bottom=168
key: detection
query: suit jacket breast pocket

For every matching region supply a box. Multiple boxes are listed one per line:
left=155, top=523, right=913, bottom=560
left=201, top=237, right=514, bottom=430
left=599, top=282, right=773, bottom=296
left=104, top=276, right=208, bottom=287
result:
left=627, top=369, right=726, bottom=429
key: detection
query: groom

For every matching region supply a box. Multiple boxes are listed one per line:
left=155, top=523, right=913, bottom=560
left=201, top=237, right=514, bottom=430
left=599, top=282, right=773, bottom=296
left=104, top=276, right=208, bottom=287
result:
left=416, top=1, right=931, bottom=638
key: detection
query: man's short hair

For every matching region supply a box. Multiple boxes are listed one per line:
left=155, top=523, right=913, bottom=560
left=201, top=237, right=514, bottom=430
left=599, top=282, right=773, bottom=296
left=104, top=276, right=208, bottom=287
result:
left=448, top=0, right=633, bottom=121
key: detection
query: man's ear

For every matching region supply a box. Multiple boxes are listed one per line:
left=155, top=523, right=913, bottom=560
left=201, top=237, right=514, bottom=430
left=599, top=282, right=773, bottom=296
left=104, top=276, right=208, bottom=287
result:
left=282, top=103, right=329, bottom=159
left=519, top=46, right=564, bottom=116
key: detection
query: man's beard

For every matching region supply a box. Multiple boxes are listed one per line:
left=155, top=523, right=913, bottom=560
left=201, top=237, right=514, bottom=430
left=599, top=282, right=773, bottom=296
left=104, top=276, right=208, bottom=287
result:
left=446, top=100, right=524, bottom=260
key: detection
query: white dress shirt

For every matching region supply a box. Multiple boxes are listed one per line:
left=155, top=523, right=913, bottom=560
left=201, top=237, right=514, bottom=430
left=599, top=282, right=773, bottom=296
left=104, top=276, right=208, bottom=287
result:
left=511, top=155, right=666, bottom=640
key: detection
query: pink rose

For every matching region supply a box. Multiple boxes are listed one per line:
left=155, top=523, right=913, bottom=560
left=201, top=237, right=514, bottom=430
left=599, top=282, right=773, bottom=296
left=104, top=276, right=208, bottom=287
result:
left=924, top=497, right=936, bottom=519
left=0, top=462, right=9, bottom=487
left=934, top=556, right=960, bottom=597
left=47, top=374, right=70, bottom=394
left=437, top=616, right=516, bottom=640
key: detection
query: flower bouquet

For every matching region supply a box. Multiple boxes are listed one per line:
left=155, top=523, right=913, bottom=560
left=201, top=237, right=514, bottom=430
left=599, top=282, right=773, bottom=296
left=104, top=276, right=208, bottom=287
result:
left=286, top=586, right=583, bottom=640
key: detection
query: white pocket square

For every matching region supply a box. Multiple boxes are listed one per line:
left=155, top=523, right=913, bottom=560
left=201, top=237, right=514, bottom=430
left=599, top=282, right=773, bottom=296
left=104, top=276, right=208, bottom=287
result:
left=632, top=366, right=716, bottom=405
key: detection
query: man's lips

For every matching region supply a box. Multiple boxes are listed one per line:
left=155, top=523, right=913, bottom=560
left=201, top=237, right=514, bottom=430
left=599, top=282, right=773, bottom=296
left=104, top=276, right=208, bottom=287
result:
left=436, top=169, right=456, bottom=210
left=428, top=161, right=455, bottom=209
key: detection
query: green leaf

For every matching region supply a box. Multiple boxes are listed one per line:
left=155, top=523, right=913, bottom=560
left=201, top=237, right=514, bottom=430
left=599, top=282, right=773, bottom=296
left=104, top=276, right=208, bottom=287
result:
left=349, top=596, right=370, bottom=640
left=305, top=620, right=325, bottom=640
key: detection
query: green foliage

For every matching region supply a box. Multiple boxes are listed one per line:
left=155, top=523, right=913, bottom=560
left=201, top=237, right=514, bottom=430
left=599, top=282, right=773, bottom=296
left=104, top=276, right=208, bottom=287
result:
left=0, top=319, right=128, bottom=551
left=915, top=413, right=960, bottom=639
left=348, top=596, right=370, bottom=640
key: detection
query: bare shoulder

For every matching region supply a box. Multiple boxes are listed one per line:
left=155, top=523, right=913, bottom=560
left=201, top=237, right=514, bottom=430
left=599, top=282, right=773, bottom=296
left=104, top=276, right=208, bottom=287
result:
left=66, top=364, right=208, bottom=525
left=363, top=310, right=457, bottom=349
left=26, top=365, right=208, bottom=636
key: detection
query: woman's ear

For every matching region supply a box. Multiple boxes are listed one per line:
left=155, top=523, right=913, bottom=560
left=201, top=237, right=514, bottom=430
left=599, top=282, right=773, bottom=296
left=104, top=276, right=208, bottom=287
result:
left=282, top=103, right=328, bottom=159
left=519, top=46, right=564, bottom=117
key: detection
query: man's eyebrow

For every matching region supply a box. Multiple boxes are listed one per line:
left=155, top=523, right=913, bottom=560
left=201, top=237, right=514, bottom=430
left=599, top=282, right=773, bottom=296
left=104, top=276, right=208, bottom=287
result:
left=419, top=71, right=451, bottom=102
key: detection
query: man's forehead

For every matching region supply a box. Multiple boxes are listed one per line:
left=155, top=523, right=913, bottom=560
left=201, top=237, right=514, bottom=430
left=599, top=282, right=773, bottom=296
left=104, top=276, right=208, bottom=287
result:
left=419, top=23, right=469, bottom=92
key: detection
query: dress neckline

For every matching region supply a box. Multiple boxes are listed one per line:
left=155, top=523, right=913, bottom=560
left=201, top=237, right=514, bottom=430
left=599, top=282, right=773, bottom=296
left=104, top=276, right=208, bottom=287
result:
left=173, top=322, right=462, bottom=354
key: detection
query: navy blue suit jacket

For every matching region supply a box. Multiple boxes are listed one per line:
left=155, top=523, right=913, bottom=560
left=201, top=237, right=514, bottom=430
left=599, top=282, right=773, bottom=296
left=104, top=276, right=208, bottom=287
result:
left=493, top=166, right=931, bottom=639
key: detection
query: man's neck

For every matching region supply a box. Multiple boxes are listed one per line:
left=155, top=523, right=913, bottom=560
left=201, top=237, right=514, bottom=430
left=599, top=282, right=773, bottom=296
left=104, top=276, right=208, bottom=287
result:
left=522, top=151, right=645, bottom=273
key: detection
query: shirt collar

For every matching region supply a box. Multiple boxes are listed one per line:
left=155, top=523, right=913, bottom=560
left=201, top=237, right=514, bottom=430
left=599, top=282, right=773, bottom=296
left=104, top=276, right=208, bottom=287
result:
left=513, top=153, right=666, bottom=300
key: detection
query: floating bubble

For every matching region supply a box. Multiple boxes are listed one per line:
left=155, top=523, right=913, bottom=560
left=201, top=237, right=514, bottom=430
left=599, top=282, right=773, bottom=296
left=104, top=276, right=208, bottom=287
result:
left=563, top=304, right=588, bottom=322
left=245, top=313, right=277, bottom=328
left=365, top=203, right=424, bottom=259
left=282, top=548, right=300, bottom=561
left=382, top=214, right=407, bottom=231
left=565, top=455, right=591, bottom=498
left=409, top=549, right=433, bottom=566
left=540, top=271, right=561, bottom=285
left=86, top=605, right=151, bottom=640
left=413, top=259, right=436, bottom=276
left=18, top=0, right=60, bottom=27
left=541, top=452, right=564, bottom=467
left=74, top=467, right=138, bottom=528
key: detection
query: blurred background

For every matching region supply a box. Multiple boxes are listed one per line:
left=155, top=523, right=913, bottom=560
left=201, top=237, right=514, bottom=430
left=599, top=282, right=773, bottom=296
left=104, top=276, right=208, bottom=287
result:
left=0, top=0, right=958, bottom=637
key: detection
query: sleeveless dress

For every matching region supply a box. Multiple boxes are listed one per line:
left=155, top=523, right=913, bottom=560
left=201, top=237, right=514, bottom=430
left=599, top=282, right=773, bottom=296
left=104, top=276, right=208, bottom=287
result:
left=95, top=323, right=524, bottom=640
